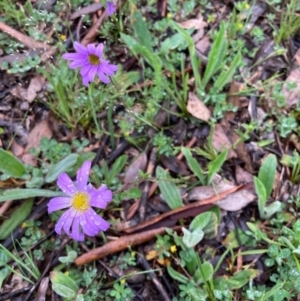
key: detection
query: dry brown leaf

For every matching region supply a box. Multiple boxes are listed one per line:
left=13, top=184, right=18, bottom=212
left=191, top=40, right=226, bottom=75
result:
left=26, top=75, right=45, bottom=103
left=282, top=68, right=300, bottom=108
left=177, top=15, right=207, bottom=30
left=187, top=182, right=235, bottom=201
left=187, top=92, right=211, bottom=121
left=124, top=153, right=148, bottom=184
left=235, top=166, right=253, bottom=184
left=195, top=35, right=210, bottom=54
left=217, top=189, right=256, bottom=211
left=25, top=119, right=52, bottom=152
left=212, top=124, right=237, bottom=158
left=21, top=118, right=52, bottom=166
left=10, top=140, right=25, bottom=157
left=21, top=153, right=38, bottom=166
left=10, top=85, right=28, bottom=100
left=10, top=76, right=45, bottom=103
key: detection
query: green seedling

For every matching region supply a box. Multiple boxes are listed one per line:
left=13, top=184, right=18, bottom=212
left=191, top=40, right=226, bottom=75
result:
left=281, top=151, right=300, bottom=183
left=50, top=271, right=83, bottom=301
left=156, top=166, right=183, bottom=209
left=182, top=146, right=228, bottom=186
left=254, top=154, right=282, bottom=219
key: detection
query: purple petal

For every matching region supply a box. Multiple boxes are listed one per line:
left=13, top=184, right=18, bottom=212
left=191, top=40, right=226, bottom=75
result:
left=55, top=208, right=72, bottom=235
left=97, top=70, right=110, bottom=83
left=80, top=212, right=100, bottom=236
left=95, top=44, right=104, bottom=58
left=99, top=62, right=118, bottom=76
left=74, top=42, right=88, bottom=54
left=90, top=185, right=112, bottom=209
left=87, top=44, right=96, bottom=55
left=88, top=66, right=98, bottom=82
left=57, top=173, right=77, bottom=196
left=76, top=161, right=91, bottom=191
left=69, top=59, right=88, bottom=69
left=63, top=209, right=77, bottom=235
left=80, top=64, right=92, bottom=77
left=87, top=208, right=110, bottom=231
left=62, top=53, right=86, bottom=61
left=106, top=2, right=116, bottom=16
left=82, top=74, right=90, bottom=87
left=48, top=197, right=71, bottom=213
left=71, top=216, right=84, bottom=241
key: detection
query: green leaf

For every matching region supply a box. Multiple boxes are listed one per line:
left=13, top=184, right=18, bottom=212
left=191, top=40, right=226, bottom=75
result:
left=170, top=21, right=201, bottom=89
left=253, top=176, right=267, bottom=219
left=213, top=51, right=242, bottom=92
left=258, top=154, right=277, bottom=199
left=190, top=211, right=218, bottom=239
left=264, top=201, right=282, bottom=219
left=207, top=149, right=228, bottom=184
left=202, top=22, right=227, bottom=87
left=45, top=154, right=79, bottom=183
left=0, top=252, right=9, bottom=288
left=106, top=155, right=128, bottom=186
left=120, top=34, right=162, bottom=74
left=181, top=147, right=205, bottom=184
left=0, top=148, right=26, bottom=178
left=156, top=166, right=183, bottom=209
left=167, top=265, right=189, bottom=284
left=0, top=189, right=64, bottom=203
left=194, top=261, right=214, bottom=284
left=50, top=271, right=78, bottom=299
left=226, top=269, right=260, bottom=290
left=0, top=198, right=33, bottom=240
left=182, top=227, right=204, bottom=248
left=190, top=212, right=212, bottom=231
left=131, top=11, right=152, bottom=51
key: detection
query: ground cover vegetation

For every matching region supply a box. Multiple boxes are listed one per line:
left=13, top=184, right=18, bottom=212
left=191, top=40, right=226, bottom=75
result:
left=0, top=0, right=300, bottom=300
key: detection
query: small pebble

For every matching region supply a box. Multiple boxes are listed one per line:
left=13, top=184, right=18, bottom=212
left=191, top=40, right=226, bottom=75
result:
left=20, top=101, right=29, bottom=111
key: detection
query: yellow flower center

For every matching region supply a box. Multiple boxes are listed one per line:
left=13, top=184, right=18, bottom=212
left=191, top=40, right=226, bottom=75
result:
left=72, top=192, right=90, bottom=212
left=88, top=54, right=100, bottom=65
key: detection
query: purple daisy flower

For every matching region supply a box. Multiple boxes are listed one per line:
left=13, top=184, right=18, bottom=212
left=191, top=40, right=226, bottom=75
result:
left=106, top=2, right=116, bottom=16
left=62, top=42, right=118, bottom=87
left=47, top=161, right=112, bottom=241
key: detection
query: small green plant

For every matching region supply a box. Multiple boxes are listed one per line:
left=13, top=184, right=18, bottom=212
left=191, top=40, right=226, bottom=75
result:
left=182, top=146, right=228, bottom=186
left=277, top=116, right=297, bottom=138
left=50, top=271, right=84, bottom=301
left=109, top=280, right=134, bottom=301
left=166, top=211, right=220, bottom=301
left=275, top=0, right=300, bottom=44
left=280, top=151, right=300, bottom=183
left=253, top=154, right=282, bottom=219
left=153, top=132, right=176, bottom=157
left=154, top=234, right=173, bottom=259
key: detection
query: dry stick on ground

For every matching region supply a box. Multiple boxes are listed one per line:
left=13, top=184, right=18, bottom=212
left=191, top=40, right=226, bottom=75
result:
left=139, top=148, right=157, bottom=222
left=70, top=3, right=103, bottom=20
left=0, top=200, right=13, bottom=216
left=0, top=21, right=51, bottom=50
left=75, top=226, right=181, bottom=265
left=138, top=252, right=172, bottom=301
left=80, top=12, right=107, bottom=45
left=124, top=185, right=244, bottom=234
